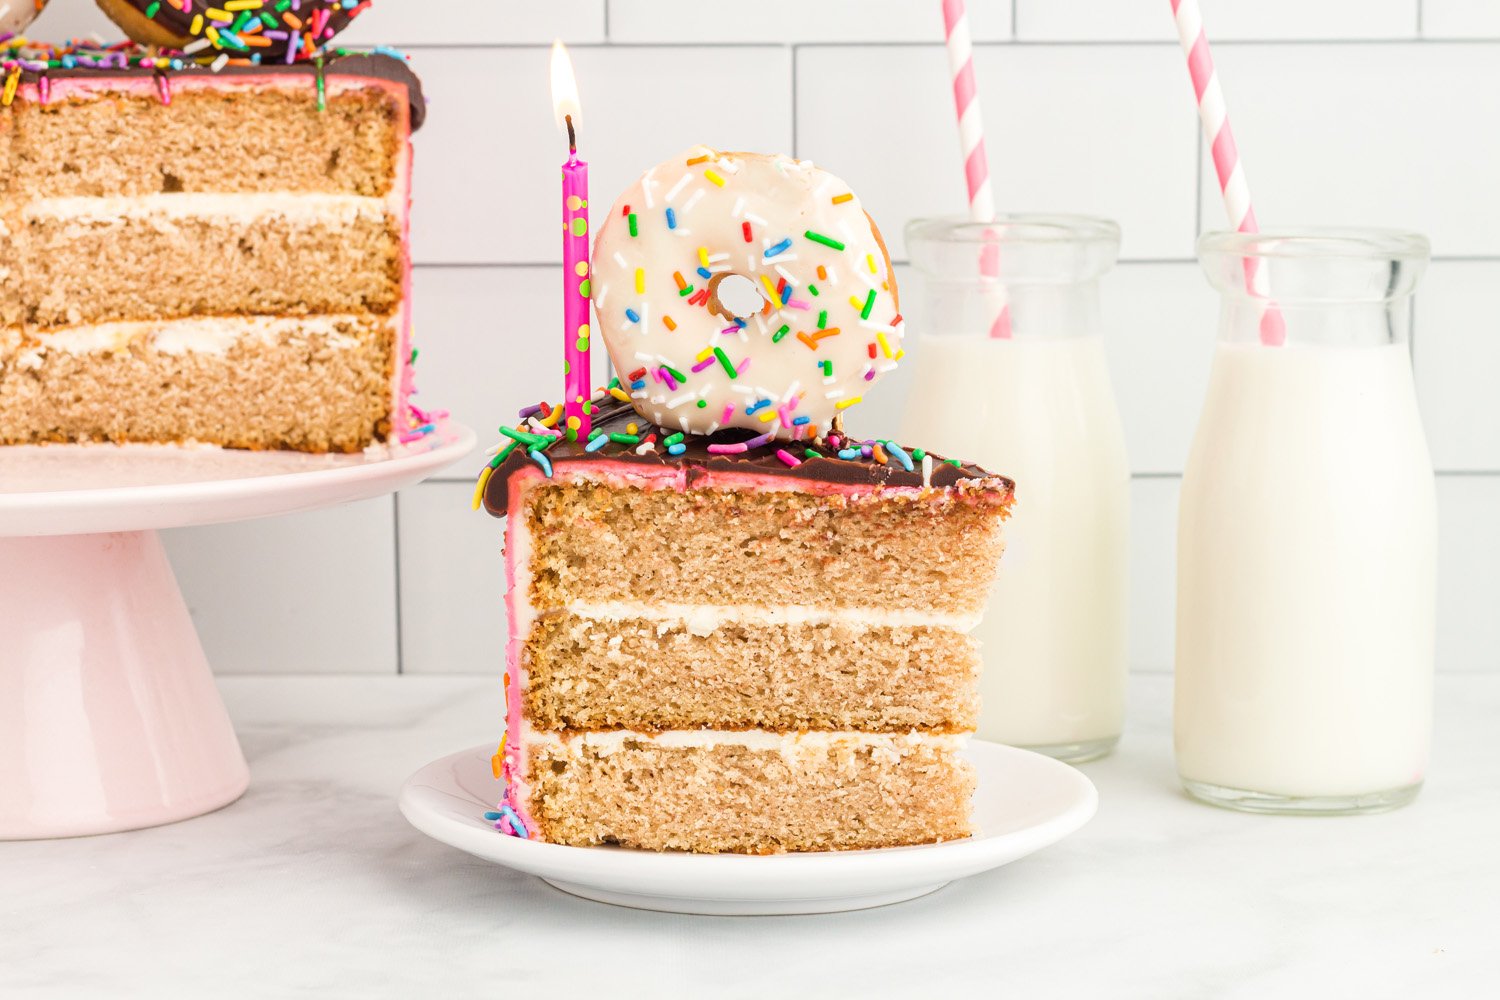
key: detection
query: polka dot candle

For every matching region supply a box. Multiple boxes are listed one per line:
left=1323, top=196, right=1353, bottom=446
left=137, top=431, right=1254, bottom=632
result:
left=562, top=150, right=590, bottom=440
left=553, top=42, right=591, bottom=440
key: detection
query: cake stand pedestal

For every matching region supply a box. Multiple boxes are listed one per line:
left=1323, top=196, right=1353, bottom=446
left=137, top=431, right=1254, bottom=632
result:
left=0, top=423, right=476, bottom=840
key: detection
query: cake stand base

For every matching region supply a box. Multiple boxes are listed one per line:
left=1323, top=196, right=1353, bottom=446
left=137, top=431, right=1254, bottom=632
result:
left=0, top=531, right=249, bottom=839
left=0, top=424, right=474, bottom=839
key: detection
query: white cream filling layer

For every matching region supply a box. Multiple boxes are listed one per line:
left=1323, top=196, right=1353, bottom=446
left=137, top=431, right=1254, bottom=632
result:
left=11, top=314, right=376, bottom=368
left=552, top=601, right=981, bottom=635
left=525, top=728, right=968, bottom=760
left=23, top=191, right=390, bottom=224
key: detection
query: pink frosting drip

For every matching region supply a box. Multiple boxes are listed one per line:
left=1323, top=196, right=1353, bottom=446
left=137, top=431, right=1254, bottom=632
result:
left=499, top=469, right=536, bottom=836
left=388, top=83, right=417, bottom=440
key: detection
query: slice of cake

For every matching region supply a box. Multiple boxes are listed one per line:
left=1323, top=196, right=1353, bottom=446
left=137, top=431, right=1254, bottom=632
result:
left=0, top=46, right=428, bottom=453
left=477, top=146, right=1014, bottom=853
left=480, top=402, right=1013, bottom=852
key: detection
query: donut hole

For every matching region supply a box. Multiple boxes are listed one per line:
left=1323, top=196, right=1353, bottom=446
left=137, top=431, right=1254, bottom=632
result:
left=708, top=272, right=766, bottom=323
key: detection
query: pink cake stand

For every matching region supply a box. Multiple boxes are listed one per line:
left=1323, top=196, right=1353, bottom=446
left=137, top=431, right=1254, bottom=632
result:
left=0, top=422, right=476, bottom=840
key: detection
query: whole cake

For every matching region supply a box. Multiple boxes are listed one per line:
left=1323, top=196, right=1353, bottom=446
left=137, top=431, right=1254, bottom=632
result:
left=479, top=148, right=1015, bottom=854
left=0, top=26, right=429, bottom=453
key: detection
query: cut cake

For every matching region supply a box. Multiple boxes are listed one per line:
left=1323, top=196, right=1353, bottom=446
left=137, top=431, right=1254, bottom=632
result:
left=0, top=51, right=427, bottom=453
left=481, top=404, right=1014, bottom=853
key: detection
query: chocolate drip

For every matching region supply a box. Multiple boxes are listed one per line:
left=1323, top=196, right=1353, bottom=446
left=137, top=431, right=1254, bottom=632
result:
left=480, top=401, right=1012, bottom=517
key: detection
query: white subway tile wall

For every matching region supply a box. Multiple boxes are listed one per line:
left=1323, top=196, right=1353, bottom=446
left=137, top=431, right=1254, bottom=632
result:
left=1414, top=262, right=1500, bottom=472
left=403, top=45, right=792, bottom=264
left=394, top=482, right=506, bottom=676
left=609, top=0, right=1012, bottom=43
left=1199, top=44, right=1500, bottom=256
left=1421, top=0, right=1500, bottom=38
left=161, top=499, right=399, bottom=675
left=27, top=0, right=1476, bottom=673
left=1015, top=0, right=1419, bottom=42
left=797, top=44, right=1197, bottom=261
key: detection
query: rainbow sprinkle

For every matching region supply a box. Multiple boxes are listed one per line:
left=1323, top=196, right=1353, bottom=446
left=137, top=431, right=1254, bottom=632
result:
left=0, top=3, right=374, bottom=71
left=804, top=230, right=845, bottom=251
left=473, top=394, right=989, bottom=534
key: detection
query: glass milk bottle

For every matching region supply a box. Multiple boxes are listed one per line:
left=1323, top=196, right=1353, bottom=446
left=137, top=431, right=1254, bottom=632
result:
left=902, top=216, right=1130, bottom=763
left=1176, top=229, right=1435, bottom=814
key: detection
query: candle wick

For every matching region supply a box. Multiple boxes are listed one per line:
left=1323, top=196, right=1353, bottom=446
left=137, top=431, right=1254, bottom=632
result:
left=565, top=114, right=576, bottom=154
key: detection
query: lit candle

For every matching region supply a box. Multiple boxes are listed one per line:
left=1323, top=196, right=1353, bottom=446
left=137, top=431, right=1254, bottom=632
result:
left=551, top=41, right=591, bottom=441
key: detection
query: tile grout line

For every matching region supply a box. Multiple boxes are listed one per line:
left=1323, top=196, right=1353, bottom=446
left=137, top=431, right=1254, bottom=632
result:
left=420, top=469, right=1500, bottom=484
left=412, top=257, right=1500, bottom=271
left=388, top=38, right=1496, bottom=51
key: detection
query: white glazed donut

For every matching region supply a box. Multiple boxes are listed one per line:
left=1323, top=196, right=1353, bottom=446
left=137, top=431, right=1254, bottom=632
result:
left=591, top=145, right=905, bottom=439
left=0, top=1, right=48, bottom=36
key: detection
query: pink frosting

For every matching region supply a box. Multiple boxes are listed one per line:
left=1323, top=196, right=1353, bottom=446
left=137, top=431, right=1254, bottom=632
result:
left=500, top=470, right=534, bottom=835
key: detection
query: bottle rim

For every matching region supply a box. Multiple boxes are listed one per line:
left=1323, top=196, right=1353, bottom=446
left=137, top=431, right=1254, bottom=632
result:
left=1198, top=227, right=1430, bottom=263
left=907, top=213, right=1121, bottom=248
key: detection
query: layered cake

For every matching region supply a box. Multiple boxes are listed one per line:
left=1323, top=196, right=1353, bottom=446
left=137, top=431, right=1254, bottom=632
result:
left=478, top=148, right=1015, bottom=853
left=0, top=15, right=430, bottom=452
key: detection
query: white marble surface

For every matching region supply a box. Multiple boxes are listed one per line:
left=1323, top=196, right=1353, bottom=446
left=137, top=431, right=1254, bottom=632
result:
left=3, top=674, right=1496, bottom=998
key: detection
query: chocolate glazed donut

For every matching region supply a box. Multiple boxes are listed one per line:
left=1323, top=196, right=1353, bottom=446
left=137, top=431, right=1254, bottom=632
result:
left=95, top=0, right=365, bottom=60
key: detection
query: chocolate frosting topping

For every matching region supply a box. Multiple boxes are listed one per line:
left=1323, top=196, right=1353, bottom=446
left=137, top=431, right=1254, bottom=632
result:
left=480, top=401, right=1012, bottom=518
left=98, top=0, right=362, bottom=61
left=11, top=52, right=427, bottom=131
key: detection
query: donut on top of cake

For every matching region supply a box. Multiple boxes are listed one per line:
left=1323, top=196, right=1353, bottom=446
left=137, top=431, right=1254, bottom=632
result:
left=591, top=145, right=905, bottom=439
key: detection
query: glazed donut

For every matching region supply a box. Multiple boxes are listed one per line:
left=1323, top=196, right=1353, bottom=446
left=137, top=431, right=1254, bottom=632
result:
left=0, top=1, right=49, bottom=36
left=94, top=0, right=365, bottom=60
left=592, top=145, right=905, bottom=439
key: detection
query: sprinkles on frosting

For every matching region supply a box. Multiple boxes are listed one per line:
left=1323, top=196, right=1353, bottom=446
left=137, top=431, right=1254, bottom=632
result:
left=117, top=0, right=370, bottom=64
left=394, top=345, right=447, bottom=446
left=0, top=34, right=410, bottom=112
left=471, top=396, right=979, bottom=517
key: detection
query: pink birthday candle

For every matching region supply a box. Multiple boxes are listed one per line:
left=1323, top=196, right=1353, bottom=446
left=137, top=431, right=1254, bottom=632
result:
left=552, top=41, right=593, bottom=438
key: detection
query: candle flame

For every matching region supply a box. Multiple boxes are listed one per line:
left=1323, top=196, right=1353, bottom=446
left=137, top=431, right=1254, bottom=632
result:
left=550, top=40, right=581, bottom=135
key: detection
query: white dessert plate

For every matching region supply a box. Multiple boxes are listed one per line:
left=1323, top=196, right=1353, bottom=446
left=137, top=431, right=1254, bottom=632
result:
left=399, top=740, right=1098, bottom=915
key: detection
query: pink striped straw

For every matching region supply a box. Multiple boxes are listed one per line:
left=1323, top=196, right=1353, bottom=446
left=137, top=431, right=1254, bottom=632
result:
left=1170, top=0, right=1285, bottom=346
left=941, top=0, right=1011, bottom=339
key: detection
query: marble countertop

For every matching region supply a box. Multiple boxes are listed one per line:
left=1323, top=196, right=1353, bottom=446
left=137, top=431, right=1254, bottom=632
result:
left=4, top=674, right=1496, bottom=998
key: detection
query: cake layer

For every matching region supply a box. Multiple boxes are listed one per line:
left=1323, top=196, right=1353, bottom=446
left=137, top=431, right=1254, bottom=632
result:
left=10, top=193, right=400, bottom=329
left=524, top=481, right=1007, bottom=617
left=522, top=731, right=974, bottom=852
left=524, top=610, right=980, bottom=732
left=1, top=83, right=405, bottom=199
left=0, top=315, right=394, bottom=451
